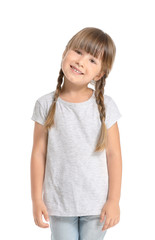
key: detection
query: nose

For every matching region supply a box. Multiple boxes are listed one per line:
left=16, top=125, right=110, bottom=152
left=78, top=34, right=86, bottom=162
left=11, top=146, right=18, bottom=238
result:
left=76, top=55, right=85, bottom=68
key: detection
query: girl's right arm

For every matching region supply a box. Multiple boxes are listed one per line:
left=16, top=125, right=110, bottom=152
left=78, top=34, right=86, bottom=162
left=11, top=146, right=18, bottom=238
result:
left=30, top=122, right=49, bottom=228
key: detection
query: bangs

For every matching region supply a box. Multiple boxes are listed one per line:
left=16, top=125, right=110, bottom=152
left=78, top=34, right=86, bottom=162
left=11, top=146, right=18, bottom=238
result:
left=67, top=29, right=107, bottom=59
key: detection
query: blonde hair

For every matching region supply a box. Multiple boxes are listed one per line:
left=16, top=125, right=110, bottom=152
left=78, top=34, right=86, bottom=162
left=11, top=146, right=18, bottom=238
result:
left=44, top=27, right=116, bottom=152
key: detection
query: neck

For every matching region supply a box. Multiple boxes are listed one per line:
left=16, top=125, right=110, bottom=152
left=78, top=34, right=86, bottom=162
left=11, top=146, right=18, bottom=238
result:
left=60, top=76, right=89, bottom=96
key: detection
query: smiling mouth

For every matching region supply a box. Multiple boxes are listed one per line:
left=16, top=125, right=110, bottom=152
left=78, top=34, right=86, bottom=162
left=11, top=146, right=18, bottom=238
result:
left=70, top=65, right=84, bottom=75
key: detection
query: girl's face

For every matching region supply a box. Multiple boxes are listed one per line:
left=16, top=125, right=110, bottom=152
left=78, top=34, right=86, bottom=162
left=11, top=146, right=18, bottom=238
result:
left=61, top=49, right=104, bottom=86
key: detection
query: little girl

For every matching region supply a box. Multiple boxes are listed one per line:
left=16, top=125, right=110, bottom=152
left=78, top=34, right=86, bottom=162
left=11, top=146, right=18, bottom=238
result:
left=30, top=27, right=122, bottom=240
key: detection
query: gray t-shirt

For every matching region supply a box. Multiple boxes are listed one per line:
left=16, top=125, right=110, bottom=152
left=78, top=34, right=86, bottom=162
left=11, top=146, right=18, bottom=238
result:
left=31, top=89, right=122, bottom=216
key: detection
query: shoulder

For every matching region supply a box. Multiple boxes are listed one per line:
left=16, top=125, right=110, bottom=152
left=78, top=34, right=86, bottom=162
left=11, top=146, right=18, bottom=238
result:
left=35, top=90, right=55, bottom=110
left=103, top=93, right=121, bottom=112
left=103, top=94, right=122, bottom=129
left=33, top=90, right=56, bottom=118
left=104, top=94, right=115, bottom=110
left=104, top=94, right=113, bottom=104
left=37, top=90, right=55, bottom=105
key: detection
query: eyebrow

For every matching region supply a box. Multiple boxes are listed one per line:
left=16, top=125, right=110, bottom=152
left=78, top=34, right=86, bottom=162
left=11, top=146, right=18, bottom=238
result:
left=74, top=48, right=101, bottom=63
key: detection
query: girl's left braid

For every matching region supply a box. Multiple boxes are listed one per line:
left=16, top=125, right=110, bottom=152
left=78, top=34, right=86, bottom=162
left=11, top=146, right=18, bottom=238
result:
left=95, top=74, right=107, bottom=123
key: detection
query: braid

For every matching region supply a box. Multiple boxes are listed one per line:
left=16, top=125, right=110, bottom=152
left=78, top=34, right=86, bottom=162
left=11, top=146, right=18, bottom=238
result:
left=95, top=74, right=106, bottom=122
left=94, top=73, right=108, bottom=152
left=53, top=68, right=64, bottom=102
left=44, top=68, right=64, bottom=130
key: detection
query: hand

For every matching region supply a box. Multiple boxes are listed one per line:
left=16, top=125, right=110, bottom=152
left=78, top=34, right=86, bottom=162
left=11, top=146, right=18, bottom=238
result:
left=100, top=199, right=120, bottom=231
left=32, top=199, right=49, bottom=228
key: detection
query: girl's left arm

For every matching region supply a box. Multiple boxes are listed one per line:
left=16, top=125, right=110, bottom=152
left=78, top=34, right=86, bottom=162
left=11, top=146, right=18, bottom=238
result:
left=100, top=122, right=122, bottom=231
left=106, top=122, right=122, bottom=203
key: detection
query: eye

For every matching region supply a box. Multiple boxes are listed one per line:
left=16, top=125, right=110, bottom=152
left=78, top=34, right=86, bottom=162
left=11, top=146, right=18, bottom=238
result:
left=90, top=59, right=96, bottom=64
left=75, top=49, right=82, bottom=55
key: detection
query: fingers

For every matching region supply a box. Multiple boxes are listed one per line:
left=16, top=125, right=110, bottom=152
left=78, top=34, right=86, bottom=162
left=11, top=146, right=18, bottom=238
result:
left=100, top=209, right=105, bottom=222
left=102, top=217, right=110, bottom=231
left=32, top=200, right=50, bottom=228
left=113, top=217, right=120, bottom=226
left=34, top=211, right=49, bottom=228
left=102, top=217, right=120, bottom=231
left=43, top=209, right=49, bottom=222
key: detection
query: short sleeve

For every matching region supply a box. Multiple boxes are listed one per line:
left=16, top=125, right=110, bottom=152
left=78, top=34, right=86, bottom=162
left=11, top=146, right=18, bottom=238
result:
left=105, top=97, right=122, bottom=129
left=31, top=100, right=46, bottom=125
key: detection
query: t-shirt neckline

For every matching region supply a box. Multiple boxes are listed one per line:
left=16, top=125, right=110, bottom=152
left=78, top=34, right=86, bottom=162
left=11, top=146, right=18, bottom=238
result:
left=57, top=89, right=95, bottom=106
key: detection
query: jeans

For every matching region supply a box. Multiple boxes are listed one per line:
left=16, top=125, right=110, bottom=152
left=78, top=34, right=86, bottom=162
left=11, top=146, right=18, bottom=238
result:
left=49, top=215, right=107, bottom=240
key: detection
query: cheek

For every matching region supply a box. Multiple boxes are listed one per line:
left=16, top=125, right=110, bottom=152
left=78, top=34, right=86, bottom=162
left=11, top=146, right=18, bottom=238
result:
left=62, top=55, right=71, bottom=65
left=61, top=59, right=72, bottom=75
left=61, top=58, right=68, bottom=69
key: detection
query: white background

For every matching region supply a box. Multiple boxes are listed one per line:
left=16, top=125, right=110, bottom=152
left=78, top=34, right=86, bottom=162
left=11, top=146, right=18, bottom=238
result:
left=0, top=0, right=155, bottom=239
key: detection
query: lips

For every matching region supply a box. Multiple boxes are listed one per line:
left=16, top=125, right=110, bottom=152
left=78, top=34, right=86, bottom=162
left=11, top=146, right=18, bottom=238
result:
left=70, top=65, right=84, bottom=74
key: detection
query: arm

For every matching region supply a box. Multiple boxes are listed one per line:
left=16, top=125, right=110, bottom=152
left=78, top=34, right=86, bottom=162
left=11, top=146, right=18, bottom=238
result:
left=30, top=122, right=49, bottom=228
left=106, top=122, right=122, bottom=203
left=100, top=122, right=122, bottom=231
left=30, top=122, right=48, bottom=202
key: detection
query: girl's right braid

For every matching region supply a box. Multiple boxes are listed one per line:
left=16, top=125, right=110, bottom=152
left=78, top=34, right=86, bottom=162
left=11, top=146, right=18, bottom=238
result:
left=44, top=68, right=64, bottom=130
left=53, top=68, right=64, bottom=102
